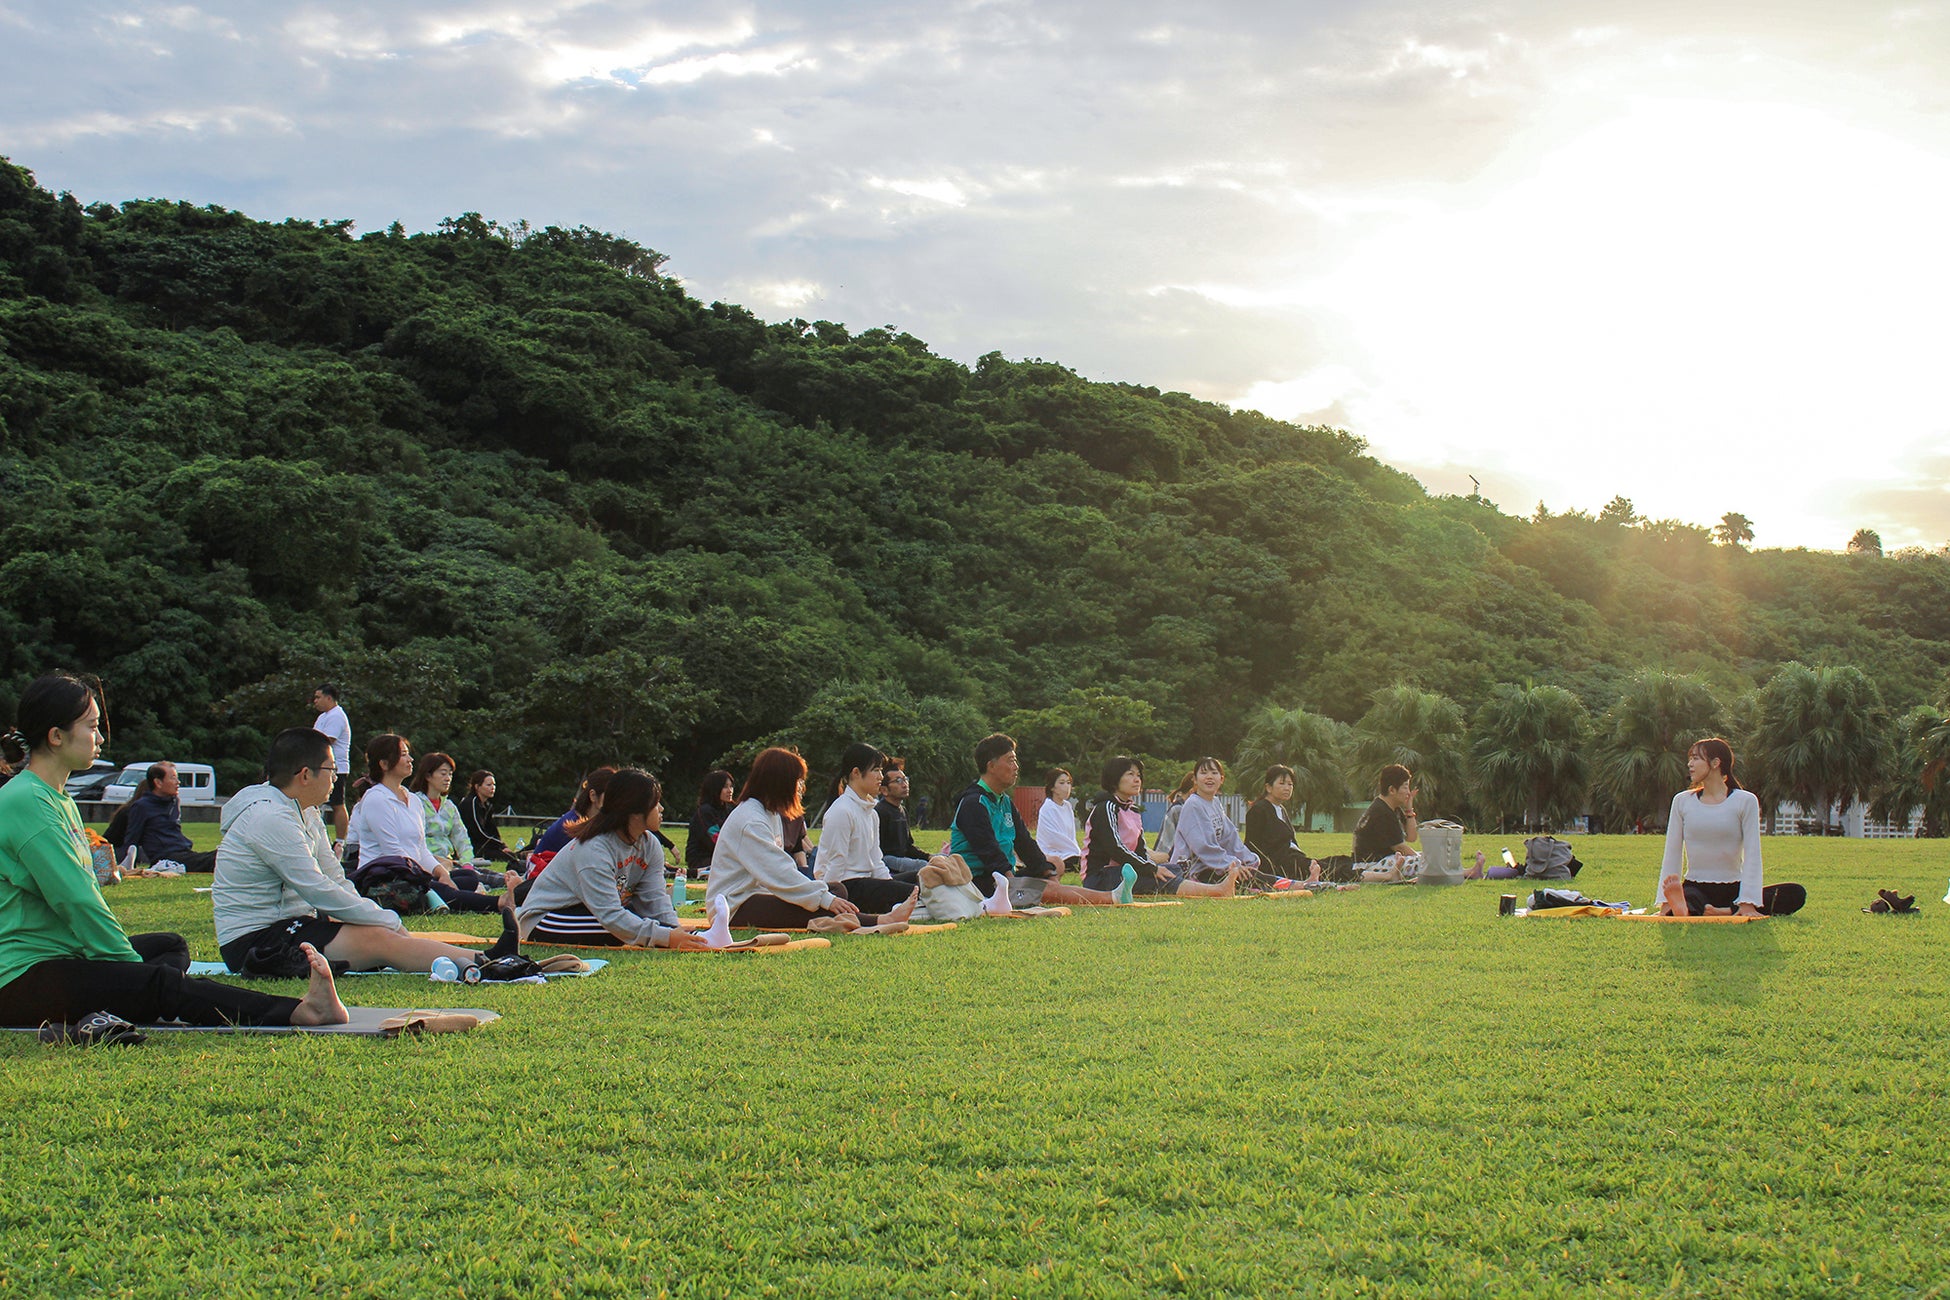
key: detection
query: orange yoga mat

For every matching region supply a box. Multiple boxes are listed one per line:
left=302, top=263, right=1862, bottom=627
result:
left=676, top=920, right=962, bottom=936
left=1618, top=912, right=1764, bottom=923
left=511, top=936, right=834, bottom=953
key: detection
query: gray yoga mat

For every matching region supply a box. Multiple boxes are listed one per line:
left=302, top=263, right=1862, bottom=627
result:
left=6, top=1007, right=501, bottom=1036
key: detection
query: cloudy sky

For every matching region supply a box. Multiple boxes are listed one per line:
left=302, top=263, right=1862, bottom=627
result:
left=5, top=1, right=1949, bottom=548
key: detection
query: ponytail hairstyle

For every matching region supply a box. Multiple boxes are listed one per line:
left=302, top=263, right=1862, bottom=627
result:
left=571, top=765, right=619, bottom=816
left=572, top=768, right=661, bottom=844
left=563, top=765, right=620, bottom=838
left=835, top=741, right=885, bottom=797
left=467, top=770, right=494, bottom=798
left=2, top=673, right=107, bottom=767
left=366, top=733, right=408, bottom=785
left=1043, top=767, right=1072, bottom=800
left=1688, top=738, right=1741, bottom=792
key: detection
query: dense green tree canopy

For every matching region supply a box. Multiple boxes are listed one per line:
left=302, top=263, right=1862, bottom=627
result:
left=3, top=158, right=1948, bottom=819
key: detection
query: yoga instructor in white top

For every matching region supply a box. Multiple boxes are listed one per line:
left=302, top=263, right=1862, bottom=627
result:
left=1656, top=738, right=1805, bottom=917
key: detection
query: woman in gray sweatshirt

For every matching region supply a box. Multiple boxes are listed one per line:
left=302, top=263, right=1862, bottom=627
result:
left=517, top=770, right=714, bottom=948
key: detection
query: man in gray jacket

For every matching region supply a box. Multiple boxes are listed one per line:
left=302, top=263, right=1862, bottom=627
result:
left=213, top=728, right=516, bottom=975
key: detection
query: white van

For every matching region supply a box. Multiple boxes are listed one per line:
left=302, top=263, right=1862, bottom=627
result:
left=102, top=762, right=219, bottom=806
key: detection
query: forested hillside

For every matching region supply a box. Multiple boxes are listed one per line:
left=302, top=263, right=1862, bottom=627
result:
left=3, top=157, right=1946, bottom=823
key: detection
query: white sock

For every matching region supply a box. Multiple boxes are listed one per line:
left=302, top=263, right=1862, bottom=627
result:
left=984, top=873, right=1013, bottom=916
left=701, top=895, right=734, bottom=948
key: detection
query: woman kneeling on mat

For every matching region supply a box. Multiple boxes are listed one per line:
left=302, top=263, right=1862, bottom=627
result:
left=1657, top=738, right=1805, bottom=917
left=0, top=674, right=347, bottom=1031
left=705, top=747, right=916, bottom=932
left=1083, top=757, right=1237, bottom=898
left=517, top=769, right=713, bottom=949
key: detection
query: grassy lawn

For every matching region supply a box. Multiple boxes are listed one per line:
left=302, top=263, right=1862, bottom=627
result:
left=3, top=831, right=1947, bottom=1297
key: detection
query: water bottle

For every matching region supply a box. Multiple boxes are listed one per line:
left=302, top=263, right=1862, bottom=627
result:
left=430, top=956, right=460, bottom=983
left=671, top=876, right=688, bottom=909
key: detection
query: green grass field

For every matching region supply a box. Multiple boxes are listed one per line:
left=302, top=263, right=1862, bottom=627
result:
left=3, top=831, right=1947, bottom=1298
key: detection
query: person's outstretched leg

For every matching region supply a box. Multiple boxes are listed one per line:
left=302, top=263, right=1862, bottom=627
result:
left=1043, top=879, right=1121, bottom=906
left=1172, top=865, right=1241, bottom=897
left=323, top=925, right=491, bottom=973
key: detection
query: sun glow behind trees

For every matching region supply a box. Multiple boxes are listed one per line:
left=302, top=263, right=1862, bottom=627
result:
left=1243, top=96, right=1950, bottom=550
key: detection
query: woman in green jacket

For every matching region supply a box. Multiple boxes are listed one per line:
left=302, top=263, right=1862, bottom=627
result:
left=0, top=673, right=347, bottom=1031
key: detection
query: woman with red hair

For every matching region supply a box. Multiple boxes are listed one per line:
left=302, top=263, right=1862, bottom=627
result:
left=703, top=748, right=916, bottom=931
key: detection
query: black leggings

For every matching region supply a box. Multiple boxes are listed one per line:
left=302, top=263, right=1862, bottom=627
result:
left=728, top=878, right=916, bottom=929
left=1685, top=880, right=1806, bottom=916
left=428, top=881, right=504, bottom=914
left=0, top=932, right=301, bottom=1028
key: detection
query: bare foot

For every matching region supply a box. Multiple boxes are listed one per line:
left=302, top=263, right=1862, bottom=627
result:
left=1661, top=876, right=1689, bottom=917
left=1306, top=860, right=1323, bottom=885
left=882, top=889, right=918, bottom=925
left=1703, top=905, right=1733, bottom=916
left=1216, top=865, right=1241, bottom=898
left=288, top=943, right=349, bottom=1027
left=503, top=870, right=522, bottom=894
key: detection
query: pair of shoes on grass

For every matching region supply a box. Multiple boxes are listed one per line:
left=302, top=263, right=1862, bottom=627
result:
left=1865, top=889, right=1919, bottom=914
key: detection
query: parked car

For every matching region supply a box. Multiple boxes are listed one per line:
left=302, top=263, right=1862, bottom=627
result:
left=101, top=762, right=219, bottom=806
left=65, top=760, right=120, bottom=801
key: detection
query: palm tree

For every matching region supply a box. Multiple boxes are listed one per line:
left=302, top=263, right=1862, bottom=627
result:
left=1234, top=704, right=1350, bottom=829
left=1713, top=512, right=1755, bottom=548
left=1869, top=704, right=1945, bottom=836
left=1590, top=672, right=1724, bottom=831
left=1468, top=682, right=1592, bottom=831
left=1742, top=662, right=1890, bottom=833
left=1348, top=685, right=1468, bottom=814
left=1847, top=528, right=1883, bottom=557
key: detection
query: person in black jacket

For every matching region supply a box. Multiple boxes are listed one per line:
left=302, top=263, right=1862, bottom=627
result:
left=455, top=770, right=519, bottom=864
left=684, top=770, right=736, bottom=880
left=875, top=758, right=930, bottom=875
left=1243, top=765, right=1326, bottom=887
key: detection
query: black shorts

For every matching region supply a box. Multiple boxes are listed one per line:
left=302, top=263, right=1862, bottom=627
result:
left=326, top=773, right=350, bottom=811
left=218, top=915, right=344, bottom=973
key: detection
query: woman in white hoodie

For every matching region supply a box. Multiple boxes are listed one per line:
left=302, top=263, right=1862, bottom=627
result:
left=705, top=748, right=916, bottom=931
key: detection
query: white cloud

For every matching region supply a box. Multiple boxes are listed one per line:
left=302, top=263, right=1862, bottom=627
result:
left=4, top=0, right=1950, bottom=545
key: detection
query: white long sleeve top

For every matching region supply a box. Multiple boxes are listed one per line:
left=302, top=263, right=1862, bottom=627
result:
left=1035, top=797, right=1082, bottom=862
left=704, top=799, right=835, bottom=915
left=1659, top=787, right=1763, bottom=908
left=347, top=783, right=441, bottom=873
left=815, top=787, right=890, bottom=882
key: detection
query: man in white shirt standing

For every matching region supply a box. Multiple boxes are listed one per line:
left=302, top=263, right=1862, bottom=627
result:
left=309, top=683, right=352, bottom=840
